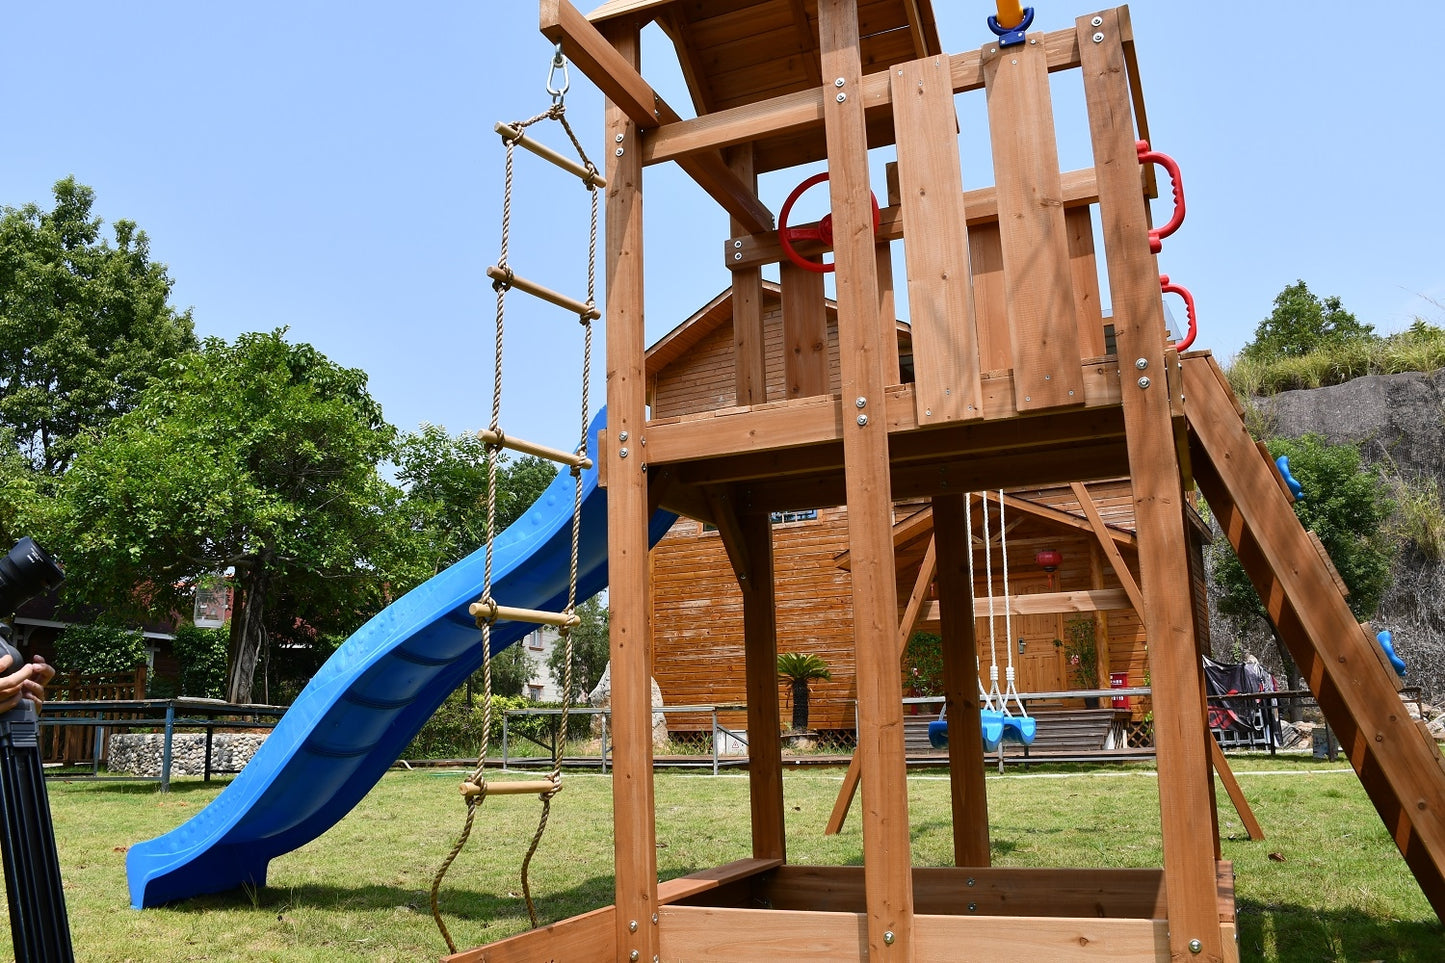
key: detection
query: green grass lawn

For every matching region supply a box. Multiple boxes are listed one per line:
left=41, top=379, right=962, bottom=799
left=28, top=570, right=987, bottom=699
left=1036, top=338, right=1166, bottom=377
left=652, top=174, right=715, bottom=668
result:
left=18, top=755, right=1444, bottom=961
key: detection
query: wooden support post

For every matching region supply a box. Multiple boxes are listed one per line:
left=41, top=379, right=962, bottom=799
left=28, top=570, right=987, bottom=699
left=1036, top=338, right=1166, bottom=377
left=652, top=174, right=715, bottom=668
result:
left=600, top=20, right=659, bottom=963
left=818, top=1, right=913, bottom=956
left=780, top=261, right=829, bottom=399
left=1080, top=11, right=1224, bottom=961
left=1209, top=737, right=1264, bottom=842
left=934, top=494, right=991, bottom=866
left=728, top=146, right=767, bottom=407
left=740, top=509, right=785, bottom=860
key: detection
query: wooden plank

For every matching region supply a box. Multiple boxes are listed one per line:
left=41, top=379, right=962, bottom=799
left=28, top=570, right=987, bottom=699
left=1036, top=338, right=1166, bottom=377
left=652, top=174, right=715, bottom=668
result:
left=818, top=0, right=912, bottom=955
left=918, top=587, right=1131, bottom=624
left=659, top=905, right=1170, bottom=961
left=443, top=905, right=614, bottom=962
left=1079, top=12, right=1224, bottom=961
left=740, top=511, right=786, bottom=860
left=659, top=857, right=785, bottom=904
left=892, top=54, right=983, bottom=424
left=728, top=146, right=768, bottom=407
left=1307, top=531, right=1350, bottom=599
left=983, top=32, right=1083, bottom=412
left=935, top=494, right=991, bottom=865
left=1071, top=483, right=1145, bottom=617
left=1001, top=490, right=1137, bottom=549
left=877, top=238, right=900, bottom=385
left=1066, top=205, right=1107, bottom=358
left=780, top=261, right=830, bottom=398
left=1208, top=737, right=1264, bottom=841
left=599, top=21, right=659, bottom=963
left=826, top=536, right=937, bottom=836
left=725, top=168, right=1101, bottom=272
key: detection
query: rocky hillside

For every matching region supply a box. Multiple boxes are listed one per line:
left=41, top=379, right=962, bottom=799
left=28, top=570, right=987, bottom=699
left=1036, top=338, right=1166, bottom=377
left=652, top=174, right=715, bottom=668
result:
left=1211, top=371, right=1445, bottom=699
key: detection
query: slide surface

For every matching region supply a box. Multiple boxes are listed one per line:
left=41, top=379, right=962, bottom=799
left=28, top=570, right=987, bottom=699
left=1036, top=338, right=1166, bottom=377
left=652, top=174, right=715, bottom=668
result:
left=127, top=410, right=675, bottom=908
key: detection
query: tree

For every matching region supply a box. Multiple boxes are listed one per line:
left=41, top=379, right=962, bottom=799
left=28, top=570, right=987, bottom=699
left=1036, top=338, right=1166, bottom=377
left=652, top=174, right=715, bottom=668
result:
left=52, top=330, right=415, bottom=704
left=547, top=596, right=610, bottom=701
left=0, top=178, right=197, bottom=475
left=489, top=644, right=534, bottom=699
left=53, top=623, right=146, bottom=676
left=171, top=624, right=229, bottom=699
left=394, top=424, right=556, bottom=574
left=777, top=652, right=831, bottom=733
left=1211, top=434, right=1394, bottom=692
left=1240, top=280, right=1374, bottom=363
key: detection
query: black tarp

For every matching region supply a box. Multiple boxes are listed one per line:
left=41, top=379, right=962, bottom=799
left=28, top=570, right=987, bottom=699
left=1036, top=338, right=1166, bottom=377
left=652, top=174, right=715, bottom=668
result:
left=1203, top=655, right=1281, bottom=749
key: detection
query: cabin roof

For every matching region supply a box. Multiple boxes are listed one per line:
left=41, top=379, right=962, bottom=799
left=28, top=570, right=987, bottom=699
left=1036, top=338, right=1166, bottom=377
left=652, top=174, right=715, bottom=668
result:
left=586, top=0, right=943, bottom=171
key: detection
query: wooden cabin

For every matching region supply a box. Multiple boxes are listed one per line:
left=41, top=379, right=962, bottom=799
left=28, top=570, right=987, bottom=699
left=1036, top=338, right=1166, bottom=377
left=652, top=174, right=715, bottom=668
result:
left=452, top=3, right=1445, bottom=960
left=645, top=284, right=1208, bottom=735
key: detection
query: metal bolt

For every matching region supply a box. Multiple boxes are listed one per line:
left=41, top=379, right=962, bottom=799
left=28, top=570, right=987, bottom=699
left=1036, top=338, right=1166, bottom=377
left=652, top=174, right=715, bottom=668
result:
left=883, top=931, right=895, bottom=945
left=857, top=414, right=868, bottom=427
left=855, top=397, right=867, bottom=408
left=619, top=447, right=629, bottom=458
left=835, top=77, right=846, bottom=87
left=1011, top=59, right=1017, bottom=65
left=733, top=239, right=743, bottom=248
left=968, top=901, right=977, bottom=912
left=629, top=952, right=639, bottom=962
left=652, top=914, right=658, bottom=925
left=1135, top=357, right=1149, bottom=370
left=618, top=431, right=629, bottom=442
left=615, top=133, right=625, bottom=143
left=1137, top=377, right=1151, bottom=389
left=1029, top=38, right=1037, bottom=44
left=734, top=252, right=742, bottom=260
left=1093, top=32, right=1104, bottom=43
left=615, top=147, right=625, bottom=156
left=967, top=877, right=976, bottom=887
left=629, top=920, right=638, bottom=933
left=924, top=408, right=932, bottom=416
left=1188, top=939, right=1202, bottom=954
left=1092, top=15, right=1104, bottom=26
left=836, top=92, right=847, bottom=102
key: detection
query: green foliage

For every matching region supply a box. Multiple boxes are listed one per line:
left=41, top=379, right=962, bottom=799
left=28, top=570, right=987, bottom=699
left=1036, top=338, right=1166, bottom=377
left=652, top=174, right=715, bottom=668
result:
left=403, top=692, right=588, bottom=759
left=1213, top=434, right=1394, bottom=624
left=902, top=631, right=943, bottom=696
left=53, top=623, right=145, bottom=676
left=395, top=425, right=556, bottom=574
left=1053, top=618, right=1099, bottom=689
left=1387, top=472, right=1445, bottom=561
left=171, top=624, right=229, bottom=699
left=548, top=596, right=609, bottom=701
left=776, top=652, right=831, bottom=683
left=1240, top=280, right=1375, bottom=366
left=52, top=329, right=415, bottom=703
left=485, top=643, right=534, bottom=699
left=0, top=178, right=197, bottom=476
left=1229, top=318, right=1445, bottom=396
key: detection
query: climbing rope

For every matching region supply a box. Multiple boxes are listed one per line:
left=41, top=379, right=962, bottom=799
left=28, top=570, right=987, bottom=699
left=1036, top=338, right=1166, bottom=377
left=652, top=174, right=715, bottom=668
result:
left=430, top=44, right=599, bottom=953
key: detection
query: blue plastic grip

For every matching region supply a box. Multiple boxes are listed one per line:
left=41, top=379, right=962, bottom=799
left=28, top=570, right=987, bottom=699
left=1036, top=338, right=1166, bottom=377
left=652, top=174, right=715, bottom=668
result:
left=1275, top=455, right=1304, bottom=501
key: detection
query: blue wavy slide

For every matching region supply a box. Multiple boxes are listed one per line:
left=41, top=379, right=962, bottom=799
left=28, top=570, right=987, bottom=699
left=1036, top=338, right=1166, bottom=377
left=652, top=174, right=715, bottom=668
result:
left=127, top=410, right=675, bottom=908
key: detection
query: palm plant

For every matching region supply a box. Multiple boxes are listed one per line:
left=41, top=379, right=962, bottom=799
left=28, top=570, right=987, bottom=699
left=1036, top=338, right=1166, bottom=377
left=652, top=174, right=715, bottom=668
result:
left=777, top=652, right=831, bottom=733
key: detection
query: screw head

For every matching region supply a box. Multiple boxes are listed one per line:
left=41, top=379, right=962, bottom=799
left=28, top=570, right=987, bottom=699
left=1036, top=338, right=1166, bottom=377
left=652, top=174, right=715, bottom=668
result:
left=855, top=397, right=867, bottom=408
left=1135, top=357, right=1149, bottom=370
left=883, top=931, right=895, bottom=945
left=968, top=901, right=977, bottom=912
left=629, top=952, right=640, bottom=962
left=835, top=77, right=846, bottom=87
left=1188, top=938, right=1203, bottom=954
left=1093, top=32, right=1104, bottom=42
left=619, top=447, right=629, bottom=458
left=618, top=430, right=628, bottom=442
left=1092, top=15, right=1104, bottom=26
left=1137, top=377, right=1151, bottom=389
left=615, top=133, right=625, bottom=143
left=836, top=92, right=847, bottom=102
left=857, top=414, right=868, bottom=427
left=734, top=252, right=742, bottom=260
left=615, top=147, right=625, bottom=156
left=628, top=920, right=638, bottom=933
left=652, top=914, right=658, bottom=925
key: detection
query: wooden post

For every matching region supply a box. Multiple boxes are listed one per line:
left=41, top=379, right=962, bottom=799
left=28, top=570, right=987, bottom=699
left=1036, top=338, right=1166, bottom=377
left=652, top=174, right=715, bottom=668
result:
left=934, top=494, right=991, bottom=866
left=600, top=19, right=659, bottom=963
left=1080, top=10, right=1224, bottom=961
left=818, top=1, right=913, bottom=957
left=781, top=261, right=830, bottom=399
left=727, top=146, right=767, bottom=407
left=740, top=509, right=786, bottom=861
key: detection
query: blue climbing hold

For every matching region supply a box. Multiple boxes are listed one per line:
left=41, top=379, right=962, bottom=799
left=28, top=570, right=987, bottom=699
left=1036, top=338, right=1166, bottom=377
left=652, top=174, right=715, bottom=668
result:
left=1276, top=455, right=1304, bottom=501
left=1377, top=629, right=1407, bottom=677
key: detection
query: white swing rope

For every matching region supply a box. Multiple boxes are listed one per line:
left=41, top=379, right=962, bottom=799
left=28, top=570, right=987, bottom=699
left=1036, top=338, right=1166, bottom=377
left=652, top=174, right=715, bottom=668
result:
left=981, top=492, right=1004, bottom=714
left=997, top=489, right=1026, bottom=718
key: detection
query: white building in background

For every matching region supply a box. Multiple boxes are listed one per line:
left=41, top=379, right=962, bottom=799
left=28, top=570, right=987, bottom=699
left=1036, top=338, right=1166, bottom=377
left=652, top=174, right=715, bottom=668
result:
left=519, top=626, right=562, bottom=702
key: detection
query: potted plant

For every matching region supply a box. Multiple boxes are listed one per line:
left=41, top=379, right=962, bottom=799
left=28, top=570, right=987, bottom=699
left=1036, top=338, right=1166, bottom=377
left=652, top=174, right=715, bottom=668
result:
left=777, top=652, right=831, bottom=734
left=1054, top=618, right=1100, bottom=708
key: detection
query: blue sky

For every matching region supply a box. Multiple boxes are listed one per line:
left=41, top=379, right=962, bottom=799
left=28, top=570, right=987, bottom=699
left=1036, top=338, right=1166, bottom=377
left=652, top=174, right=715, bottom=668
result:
left=7, top=2, right=1443, bottom=451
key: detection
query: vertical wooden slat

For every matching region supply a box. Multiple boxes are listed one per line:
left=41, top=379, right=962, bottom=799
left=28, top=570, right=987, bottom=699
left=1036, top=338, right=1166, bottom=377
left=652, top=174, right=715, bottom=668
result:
left=983, top=31, right=1084, bottom=411
left=728, top=146, right=767, bottom=406
left=601, top=20, right=659, bottom=963
left=877, top=242, right=901, bottom=385
left=934, top=494, right=991, bottom=866
left=740, top=509, right=786, bottom=860
left=1079, top=11, right=1223, bottom=961
left=891, top=55, right=983, bottom=424
left=818, top=0, right=913, bottom=957
left=781, top=261, right=830, bottom=398
left=966, top=222, right=1010, bottom=373
left=1066, top=206, right=1107, bottom=358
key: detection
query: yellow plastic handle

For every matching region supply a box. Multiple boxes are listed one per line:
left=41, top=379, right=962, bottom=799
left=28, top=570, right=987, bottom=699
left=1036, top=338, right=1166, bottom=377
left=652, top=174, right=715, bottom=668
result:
left=995, top=1, right=1026, bottom=30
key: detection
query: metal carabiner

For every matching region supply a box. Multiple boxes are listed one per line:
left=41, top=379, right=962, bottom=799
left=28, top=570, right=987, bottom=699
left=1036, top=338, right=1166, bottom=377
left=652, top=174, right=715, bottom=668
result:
left=546, top=44, right=570, bottom=105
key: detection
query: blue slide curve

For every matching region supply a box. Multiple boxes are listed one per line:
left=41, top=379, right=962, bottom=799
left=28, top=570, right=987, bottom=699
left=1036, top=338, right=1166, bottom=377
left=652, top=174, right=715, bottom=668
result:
left=127, top=410, right=675, bottom=908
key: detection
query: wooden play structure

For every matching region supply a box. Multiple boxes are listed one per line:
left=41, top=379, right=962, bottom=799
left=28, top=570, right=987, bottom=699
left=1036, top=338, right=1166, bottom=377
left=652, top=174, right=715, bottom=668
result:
left=449, top=2, right=1445, bottom=960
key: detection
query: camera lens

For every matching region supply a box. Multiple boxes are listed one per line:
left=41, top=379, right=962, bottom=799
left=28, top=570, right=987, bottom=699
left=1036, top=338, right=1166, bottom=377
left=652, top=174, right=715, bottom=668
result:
left=0, top=538, right=65, bottom=614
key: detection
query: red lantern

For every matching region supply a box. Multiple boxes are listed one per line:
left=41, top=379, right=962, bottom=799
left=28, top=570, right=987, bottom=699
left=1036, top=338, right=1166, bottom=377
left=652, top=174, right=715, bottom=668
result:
left=1035, top=549, right=1063, bottom=590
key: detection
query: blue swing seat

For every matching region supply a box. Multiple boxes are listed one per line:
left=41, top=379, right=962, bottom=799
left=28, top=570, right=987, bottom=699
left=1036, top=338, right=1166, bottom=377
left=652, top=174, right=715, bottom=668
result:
left=1000, top=713, right=1037, bottom=746
left=927, top=718, right=949, bottom=749
left=927, top=711, right=1007, bottom=752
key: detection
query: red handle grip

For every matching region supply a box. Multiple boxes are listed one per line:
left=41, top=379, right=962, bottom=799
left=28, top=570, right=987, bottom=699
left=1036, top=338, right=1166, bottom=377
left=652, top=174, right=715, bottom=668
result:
left=1137, top=140, right=1185, bottom=255
left=1160, top=274, right=1197, bottom=351
left=777, top=171, right=880, bottom=275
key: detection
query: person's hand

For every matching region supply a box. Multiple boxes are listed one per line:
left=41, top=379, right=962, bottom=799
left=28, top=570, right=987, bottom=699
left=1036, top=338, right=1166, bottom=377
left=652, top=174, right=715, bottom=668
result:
left=0, top=653, right=54, bottom=714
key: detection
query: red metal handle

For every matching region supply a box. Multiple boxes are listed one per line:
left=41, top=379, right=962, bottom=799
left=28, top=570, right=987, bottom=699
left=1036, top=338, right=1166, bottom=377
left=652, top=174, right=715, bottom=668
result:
left=1136, top=140, right=1185, bottom=255
left=777, top=171, right=880, bottom=275
left=1160, top=274, right=1197, bottom=351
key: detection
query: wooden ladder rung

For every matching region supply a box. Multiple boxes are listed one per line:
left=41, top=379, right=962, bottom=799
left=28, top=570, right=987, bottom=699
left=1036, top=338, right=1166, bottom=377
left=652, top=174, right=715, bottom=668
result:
left=460, top=777, right=560, bottom=798
left=468, top=598, right=581, bottom=630
left=477, top=428, right=592, bottom=470
left=486, top=266, right=600, bottom=320
left=494, top=121, right=606, bottom=188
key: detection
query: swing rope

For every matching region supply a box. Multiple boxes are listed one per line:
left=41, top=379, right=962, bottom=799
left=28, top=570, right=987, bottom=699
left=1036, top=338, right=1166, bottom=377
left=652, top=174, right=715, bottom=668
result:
left=430, top=47, right=599, bottom=953
left=997, top=489, right=1024, bottom=716
left=981, top=492, right=1003, bottom=714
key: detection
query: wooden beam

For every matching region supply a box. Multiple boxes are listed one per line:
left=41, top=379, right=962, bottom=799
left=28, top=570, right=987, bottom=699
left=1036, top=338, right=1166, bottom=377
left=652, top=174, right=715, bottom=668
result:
left=727, top=146, right=767, bottom=407
left=917, top=587, right=1131, bottom=624
left=1000, top=491, right=1137, bottom=549
left=1070, top=482, right=1146, bottom=616
left=740, top=511, right=785, bottom=861
left=540, top=0, right=775, bottom=233
left=1209, top=737, right=1264, bottom=842
left=780, top=261, right=830, bottom=398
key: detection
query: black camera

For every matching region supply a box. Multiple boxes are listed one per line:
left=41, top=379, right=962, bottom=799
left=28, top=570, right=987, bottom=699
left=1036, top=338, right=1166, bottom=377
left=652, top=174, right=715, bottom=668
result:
left=0, top=536, right=65, bottom=616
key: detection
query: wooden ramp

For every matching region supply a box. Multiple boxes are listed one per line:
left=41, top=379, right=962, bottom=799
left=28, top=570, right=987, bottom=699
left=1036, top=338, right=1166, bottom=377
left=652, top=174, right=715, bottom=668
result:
left=1182, top=353, right=1445, bottom=917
